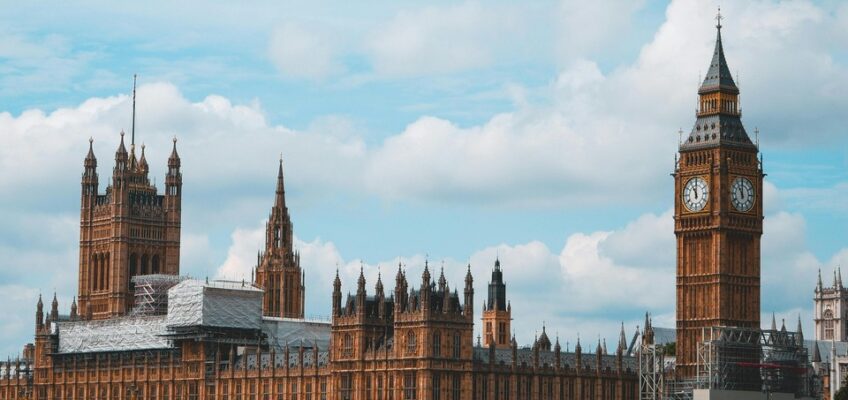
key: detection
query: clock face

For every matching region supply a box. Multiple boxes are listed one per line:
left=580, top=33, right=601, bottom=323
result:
left=683, top=177, right=709, bottom=212
left=731, top=177, right=755, bottom=212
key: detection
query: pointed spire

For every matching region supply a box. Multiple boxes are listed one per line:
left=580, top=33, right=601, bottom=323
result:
left=813, top=341, right=822, bottom=363
left=70, top=297, right=77, bottom=321
left=422, top=259, right=431, bottom=284
left=619, top=322, right=627, bottom=352
left=839, top=267, right=843, bottom=289
left=168, top=136, right=180, bottom=166
left=797, top=314, right=804, bottom=345
left=771, top=312, right=777, bottom=331
left=275, top=157, right=286, bottom=208
left=438, top=265, right=446, bottom=291
left=85, top=137, right=97, bottom=165
left=375, top=269, right=384, bottom=294
left=603, top=338, right=608, bottom=355
left=834, top=269, right=838, bottom=288
left=357, top=264, right=366, bottom=294
left=817, top=269, right=824, bottom=292
left=50, top=292, right=59, bottom=321
left=138, top=143, right=149, bottom=173
left=781, top=318, right=786, bottom=332
left=699, top=7, right=737, bottom=94
left=116, top=131, right=128, bottom=157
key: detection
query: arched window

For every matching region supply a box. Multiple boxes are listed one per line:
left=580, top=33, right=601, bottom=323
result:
left=824, top=309, right=835, bottom=340
left=141, top=255, right=149, bottom=276
left=151, top=255, right=160, bottom=274
left=343, top=334, right=353, bottom=357
left=453, top=332, right=461, bottom=358
left=432, top=332, right=441, bottom=358
left=406, top=332, right=417, bottom=354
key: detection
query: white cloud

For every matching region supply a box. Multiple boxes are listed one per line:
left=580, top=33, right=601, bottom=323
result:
left=268, top=22, right=342, bottom=80
left=365, top=2, right=530, bottom=77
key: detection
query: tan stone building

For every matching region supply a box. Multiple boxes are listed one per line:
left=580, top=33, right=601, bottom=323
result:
left=0, top=137, right=639, bottom=399
left=673, top=15, right=764, bottom=380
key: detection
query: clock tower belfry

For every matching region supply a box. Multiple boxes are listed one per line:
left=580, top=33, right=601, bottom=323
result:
left=674, top=13, right=764, bottom=379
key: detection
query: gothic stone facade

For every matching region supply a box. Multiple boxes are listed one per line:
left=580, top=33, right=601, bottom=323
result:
left=674, top=20, right=764, bottom=378
left=814, top=268, right=848, bottom=342
left=0, top=136, right=638, bottom=399
left=79, top=134, right=182, bottom=320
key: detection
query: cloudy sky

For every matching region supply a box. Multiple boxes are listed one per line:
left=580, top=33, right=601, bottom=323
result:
left=0, top=0, right=846, bottom=356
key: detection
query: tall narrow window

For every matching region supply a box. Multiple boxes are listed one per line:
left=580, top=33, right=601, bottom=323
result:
left=431, top=373, right=440, bottom=400
left=341, top=374, right=352, bottom=400
left=451, top=375, right=460, bottom=400
left=498, top=323, right=506, bottom=345
left=403, top=372, right=417, bottom=400
left=406, top=332, right=417, bottom=354
left=453, top=333, right=461, bottom=358
left=432, top=333, right=441, bottom=357
left=343, top=334, right=353, bottom=357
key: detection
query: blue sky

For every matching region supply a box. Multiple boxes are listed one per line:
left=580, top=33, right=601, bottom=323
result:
left=0, top=0, right=846, bottom=356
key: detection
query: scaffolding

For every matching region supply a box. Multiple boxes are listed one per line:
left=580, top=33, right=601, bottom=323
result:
left=639, top=341, right=665, bottom=400
left=130, top=274, right=185, bottom=316
left=692, top=326, right=813, bottom=397
left=696, top=326, right=762, bottom=392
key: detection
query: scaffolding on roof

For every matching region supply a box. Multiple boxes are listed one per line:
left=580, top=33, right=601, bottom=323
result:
left=130, top=274, right=186, bottom=316
left=639, top=341, right=665, bottom=400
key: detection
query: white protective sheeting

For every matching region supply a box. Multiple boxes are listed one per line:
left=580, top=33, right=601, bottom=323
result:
left=262, top=318, right=331, bottom=350
left=56, top=316, right=170, bottom=353
left=165, top=279, right=263, bottom=330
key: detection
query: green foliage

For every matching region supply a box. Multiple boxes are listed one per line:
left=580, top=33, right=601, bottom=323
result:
left=835, top=385, right=848, bottom=400
left=662, top=342, right=676, bottom=357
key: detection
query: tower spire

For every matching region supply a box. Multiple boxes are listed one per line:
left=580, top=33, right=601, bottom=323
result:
left=700, top=8, right=736, bottom=94
left=275, top=157, right=286, bottom=208
left=131, top=74, right=137, bottom=147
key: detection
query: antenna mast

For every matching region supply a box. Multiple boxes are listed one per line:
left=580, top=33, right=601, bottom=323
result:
left=131, top=74, right=137, bottom=146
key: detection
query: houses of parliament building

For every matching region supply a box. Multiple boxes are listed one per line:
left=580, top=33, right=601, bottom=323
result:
left=0, top=11, right=788, bottom=400
left=0, top=132, right=640, bottom=400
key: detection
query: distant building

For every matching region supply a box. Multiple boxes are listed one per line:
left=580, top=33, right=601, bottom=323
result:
left=814, top=268, right=847, bottom=341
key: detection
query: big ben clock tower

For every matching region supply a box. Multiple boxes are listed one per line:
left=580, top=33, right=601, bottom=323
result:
left=674, top=13, right=764, bottom=379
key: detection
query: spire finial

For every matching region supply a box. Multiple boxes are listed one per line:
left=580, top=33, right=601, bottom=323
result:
left=131, top=74, right=137, bottom=147
left=716, top=6, right=722, bottom=30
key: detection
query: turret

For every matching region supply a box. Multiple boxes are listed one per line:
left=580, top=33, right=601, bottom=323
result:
left=113, top=131, right=129, bottom=188
left=464, top=264, right=474, bottom=319
left=70, top=297, right=78, bottom=321
left=332, top=269, right=342, bottom=316
left=575, top=337, right=583, bottom=371
left=420, top=261, right=431, bottom=311
left=82, top=138, right=98, bottom=199
left=554, top=336, right=562, bottom=368
left=138, top=143, right=149, bottom=175
left=375, top=271, right=385, bottom=318
left=165, top=137, right=182, bottom=199
left=394, top=263, right=406, bottom=313
left=438, top=266, right=446, bottom=292
left=50, top=292, right=59, bottom=322
left=35, top=295, right=43, bottom=332
left=595, top=340, right=603, bottom=371
left=816, top=269, right=823, bottom=293
left=356, top=266, right=366, bottom=314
